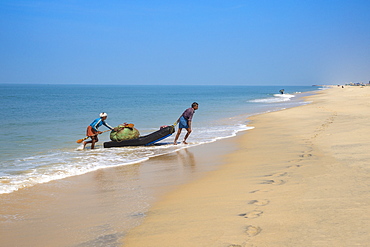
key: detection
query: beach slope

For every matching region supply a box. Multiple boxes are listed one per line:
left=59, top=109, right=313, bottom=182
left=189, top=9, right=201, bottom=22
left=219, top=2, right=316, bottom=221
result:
left=122, top=87, right=370, bottom=246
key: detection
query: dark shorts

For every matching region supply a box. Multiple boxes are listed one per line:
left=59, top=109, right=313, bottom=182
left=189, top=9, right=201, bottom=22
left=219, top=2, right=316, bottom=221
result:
left=178, top=116, right=189, bottom=129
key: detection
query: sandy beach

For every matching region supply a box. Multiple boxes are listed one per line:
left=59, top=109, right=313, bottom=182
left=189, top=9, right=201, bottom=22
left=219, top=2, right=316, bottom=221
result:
left=1, top=87, right=370, bottom=247
left=123, top=86, right=370, bottom=246
left=0, top=132, right=238, bottom=247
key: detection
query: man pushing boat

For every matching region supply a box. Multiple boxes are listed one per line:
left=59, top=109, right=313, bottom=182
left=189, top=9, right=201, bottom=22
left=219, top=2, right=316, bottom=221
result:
left=83, top=112, right=114, bottom=149
left=174, top=102, right=199, bottom=145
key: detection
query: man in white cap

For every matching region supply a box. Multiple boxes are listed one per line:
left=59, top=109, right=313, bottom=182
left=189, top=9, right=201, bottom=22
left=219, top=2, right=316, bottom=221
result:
left=83, top=112, right=114, bottom=149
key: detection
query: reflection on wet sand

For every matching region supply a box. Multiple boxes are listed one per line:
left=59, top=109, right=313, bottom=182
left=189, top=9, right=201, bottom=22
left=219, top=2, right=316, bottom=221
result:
left=0, top=140, right=237, bottom=247
left=177, top=148, right=196, bottom=172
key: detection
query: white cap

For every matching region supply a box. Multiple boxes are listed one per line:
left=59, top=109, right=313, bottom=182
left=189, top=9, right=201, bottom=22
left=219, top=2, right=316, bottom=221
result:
left=99, top=112, right=108, bottom=118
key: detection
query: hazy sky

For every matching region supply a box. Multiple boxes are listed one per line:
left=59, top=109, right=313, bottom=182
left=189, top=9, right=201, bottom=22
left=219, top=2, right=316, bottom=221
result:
left=1, top=0, right=369, bottom=85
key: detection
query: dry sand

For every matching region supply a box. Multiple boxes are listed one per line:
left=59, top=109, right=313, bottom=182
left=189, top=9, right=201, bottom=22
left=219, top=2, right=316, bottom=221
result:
left=122, top=87, right=370, bottom=247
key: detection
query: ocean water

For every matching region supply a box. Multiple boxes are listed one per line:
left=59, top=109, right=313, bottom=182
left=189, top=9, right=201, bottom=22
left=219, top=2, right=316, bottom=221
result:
left=0, top=84, right=321, bottom=194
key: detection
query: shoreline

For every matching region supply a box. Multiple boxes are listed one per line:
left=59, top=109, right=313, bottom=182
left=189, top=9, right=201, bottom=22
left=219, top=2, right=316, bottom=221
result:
left=122, top=86, right=370, bottom=246
left=1, top=87, right=369, bottom=246
left=1, top=85, right=318, bottom=195
left=0, top=131, right=239, bottom=247
left=0, top=88, right=315, bottom=195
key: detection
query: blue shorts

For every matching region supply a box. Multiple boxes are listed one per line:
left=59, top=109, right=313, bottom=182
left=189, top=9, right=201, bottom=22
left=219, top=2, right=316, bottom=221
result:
left=178, top=116, right=189, bottom=129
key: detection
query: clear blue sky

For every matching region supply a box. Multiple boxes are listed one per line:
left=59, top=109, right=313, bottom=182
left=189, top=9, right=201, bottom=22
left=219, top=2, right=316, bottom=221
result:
left=1, top=0, right=369, bottom=85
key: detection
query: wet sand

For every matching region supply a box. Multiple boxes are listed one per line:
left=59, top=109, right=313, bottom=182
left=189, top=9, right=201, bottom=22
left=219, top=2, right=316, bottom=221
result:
left=0, top=136, right=237, bottom=247
left=122, top=86, right=370, bottom=246
left=2, top=87, right=370, bottom=247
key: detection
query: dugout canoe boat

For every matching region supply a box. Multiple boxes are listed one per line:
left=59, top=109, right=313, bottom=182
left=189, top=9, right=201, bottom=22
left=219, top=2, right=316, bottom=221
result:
left=103, top=125, right=175, bottom=148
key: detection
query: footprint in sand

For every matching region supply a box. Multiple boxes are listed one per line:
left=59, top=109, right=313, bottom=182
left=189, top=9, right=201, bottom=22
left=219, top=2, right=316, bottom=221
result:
left=288, top=158, right=303, bottom=163
left=249, top=189, right=271, bottom=194
left=264, top=172, right=287, bottom=177
left=299, top=153, right=312, bottom=158
left=245, top=225, right=262, bottom=237
left=261, top=179, right=286, bottom=185
left=287, top=163, right=302, bottom=168
left=248, top=199, right=270, bottom=206
left=238, top=210, right=263, bottom=219
left=275, top=172, right=288, bottom=177
left=287, top=159, right=303, bottom=168
left=287, top=152, right=313, bottom=166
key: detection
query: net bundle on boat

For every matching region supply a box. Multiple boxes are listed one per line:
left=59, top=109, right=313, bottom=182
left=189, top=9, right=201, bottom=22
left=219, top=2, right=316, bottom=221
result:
left=110, top=124, right=140, bottom=142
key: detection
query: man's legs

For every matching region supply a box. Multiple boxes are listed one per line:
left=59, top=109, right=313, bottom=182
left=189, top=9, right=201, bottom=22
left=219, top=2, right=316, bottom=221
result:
left=183, top=128, right=192, bottom=144
left=173, top=128, right=183, bottom=145
left=83, top=136, right=98, bottom=149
